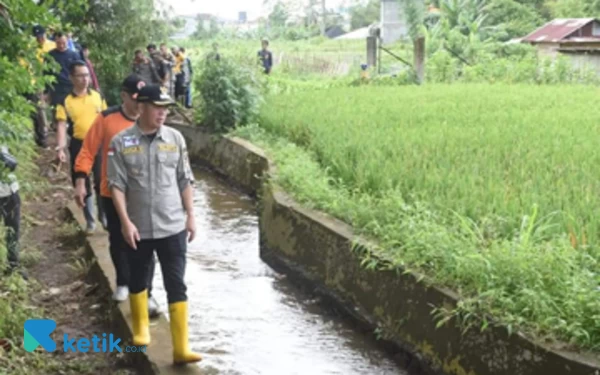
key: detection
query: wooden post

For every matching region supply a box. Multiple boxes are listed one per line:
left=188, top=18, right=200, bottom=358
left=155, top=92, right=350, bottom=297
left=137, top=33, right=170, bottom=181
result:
left=367, top=36, right=377, bottom=68
left=414, top=36, right=425, bottom=84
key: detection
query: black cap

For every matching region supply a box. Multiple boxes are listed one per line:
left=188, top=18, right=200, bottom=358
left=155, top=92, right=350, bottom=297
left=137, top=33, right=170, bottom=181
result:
left=32, top=25, right=45, bottom=37
left=136, top=84, right=174, bottom=106
left=121, top=74, right=145, bottom=96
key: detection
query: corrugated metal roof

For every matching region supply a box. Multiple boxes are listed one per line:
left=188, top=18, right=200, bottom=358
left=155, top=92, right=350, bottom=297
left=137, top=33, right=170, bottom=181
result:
left=522, top=18, right=597, bottom=43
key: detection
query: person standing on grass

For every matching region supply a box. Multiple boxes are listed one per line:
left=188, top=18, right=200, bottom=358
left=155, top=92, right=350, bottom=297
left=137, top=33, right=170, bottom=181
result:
left=73, top=74, right=160, bottom=317
left=132, top=49, right=161, bottom=85
left=0, top=145, right=25, bottom=280
left=173, top=47, right=190, bottom=106
left=258, top=39, right=273, bottom=74
left=107, top=84, right=201, bottom=365
left=55, top=60, right=106, bottom=234
left=160, top=43, right=176, bottom=97
left=46, top=33, right=81, bottom=116
left=148, top=44, right=171, bottom=91
left=33, top=25, right=56, bottom=60
left=23, top=25, right=56, bottom=148
left=210, top=43, right=220, bottom=61
left=180, top=47, right=193, bottom=109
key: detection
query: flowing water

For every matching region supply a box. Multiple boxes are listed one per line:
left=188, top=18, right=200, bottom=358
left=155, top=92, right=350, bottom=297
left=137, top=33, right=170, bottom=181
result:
left=151, top=169, right=408, bottom=375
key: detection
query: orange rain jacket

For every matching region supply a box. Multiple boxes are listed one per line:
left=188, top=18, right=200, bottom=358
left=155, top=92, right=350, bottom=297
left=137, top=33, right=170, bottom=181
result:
left=74, top=106, right=136, bottom=198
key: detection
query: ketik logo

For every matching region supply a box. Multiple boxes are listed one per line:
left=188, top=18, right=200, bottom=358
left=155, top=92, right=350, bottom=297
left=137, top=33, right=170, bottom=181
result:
left=24, top=319, right=142, bottom=353
left=24, top=319, right=57, bottom=352
left=63, top=333, right=122, bottom=353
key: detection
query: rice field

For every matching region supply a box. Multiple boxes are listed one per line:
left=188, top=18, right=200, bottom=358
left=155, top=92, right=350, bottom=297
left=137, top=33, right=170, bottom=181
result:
left=235, top=83, right=600, bottom=351
left=181, top=38, right=409, bottom=78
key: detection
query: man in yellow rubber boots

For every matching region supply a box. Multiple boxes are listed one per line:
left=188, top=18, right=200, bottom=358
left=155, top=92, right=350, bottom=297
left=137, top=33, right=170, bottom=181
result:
left=106, top=84, right=201, bottom=365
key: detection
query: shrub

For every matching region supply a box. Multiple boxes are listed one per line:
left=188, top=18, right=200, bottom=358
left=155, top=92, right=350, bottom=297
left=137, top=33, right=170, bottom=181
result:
left=195, top=56, right=264, bottom=132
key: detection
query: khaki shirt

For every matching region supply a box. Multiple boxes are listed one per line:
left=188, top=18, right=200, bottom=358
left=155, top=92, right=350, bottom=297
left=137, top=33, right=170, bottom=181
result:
left=107, top=123, right=194, bottom=240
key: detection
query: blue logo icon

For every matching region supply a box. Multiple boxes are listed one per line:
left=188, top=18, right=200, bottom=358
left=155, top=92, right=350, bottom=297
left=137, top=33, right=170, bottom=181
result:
left=24, top=319, right=57, bottom=352
left=24, top=319, right=145, bottom=353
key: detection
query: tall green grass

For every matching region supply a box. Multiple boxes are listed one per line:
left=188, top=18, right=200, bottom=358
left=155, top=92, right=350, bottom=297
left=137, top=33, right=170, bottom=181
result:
left=235, top=84, right=600, bottom=351
left=182, top=38, right=376, bottom=79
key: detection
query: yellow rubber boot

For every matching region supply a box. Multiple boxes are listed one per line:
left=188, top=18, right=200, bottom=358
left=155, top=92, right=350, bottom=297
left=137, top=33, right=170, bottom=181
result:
left=129, top=290, right=151, bottom=346
left=169, top=301, right=202, bottom=365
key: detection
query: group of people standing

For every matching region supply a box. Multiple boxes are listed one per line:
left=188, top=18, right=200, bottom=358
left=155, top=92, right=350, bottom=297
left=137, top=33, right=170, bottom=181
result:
left=4, top=25, right=102, bottom=280
left=132, top=43, right=193, bottom=109
left=10, top=24, right=203, bottom=365
left=5, top=25, right=278, bottom=364
left=27, top=25, right=100, bottom=150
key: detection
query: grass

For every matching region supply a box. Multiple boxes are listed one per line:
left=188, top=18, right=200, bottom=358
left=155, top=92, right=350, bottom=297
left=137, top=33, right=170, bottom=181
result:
left=0, top=109, right=116, bottom=373
left=182, top=37, right=413, bottom=80
left=230, top=83, right=600, bottom=352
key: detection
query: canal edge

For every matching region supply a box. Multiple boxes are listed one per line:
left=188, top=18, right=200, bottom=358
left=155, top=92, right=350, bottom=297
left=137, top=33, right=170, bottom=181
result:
left=170, top=123, right=600, bottom=375
left=64, top=202, right=203, bottom=375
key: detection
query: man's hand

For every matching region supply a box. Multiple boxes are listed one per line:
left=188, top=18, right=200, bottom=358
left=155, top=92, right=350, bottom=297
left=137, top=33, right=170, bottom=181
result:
left=121, top=220, right=140, bottom=250
left=186, top=215, right=196, bottom=243
left=74, top=178, right=87, bottom=208
left=56, top=149, right=66, bottom=163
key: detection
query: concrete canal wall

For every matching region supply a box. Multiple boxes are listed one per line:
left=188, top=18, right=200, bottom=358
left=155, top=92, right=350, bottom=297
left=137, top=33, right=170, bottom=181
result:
left=171, top=123, right=600, bottom=375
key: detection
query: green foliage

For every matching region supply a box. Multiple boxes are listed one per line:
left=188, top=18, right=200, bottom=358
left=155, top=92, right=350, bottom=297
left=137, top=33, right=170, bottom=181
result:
left=400, top=0, right=427, bottom=40
left=0, top=272, right=34, bottom=346
left=546, top=0, right=600, bottom=18
left=192, top=15, right=220, bottom=40
left=64, top=0, right=170, bottom=105
left=0, top=1, right=55, bottom=187
left=0, top=112, right=37, bottom=189
left=0, top=0, right=62, bottom=113
left=349, top=0, right=380, bottom=30
left=485, top=0, right=545, bottom=40
left=195, top=57, right=264, bottom=133
left=234, top=84, right=600, bottom=351
left=268, top=1, right=289, bottom=27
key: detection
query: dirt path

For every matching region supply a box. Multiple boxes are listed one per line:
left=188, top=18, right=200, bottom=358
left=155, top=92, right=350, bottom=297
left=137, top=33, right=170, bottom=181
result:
left=2, top=134, right=140, bottom=375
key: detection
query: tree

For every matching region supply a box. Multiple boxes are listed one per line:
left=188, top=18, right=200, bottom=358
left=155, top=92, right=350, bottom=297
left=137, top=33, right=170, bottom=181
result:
left=546, top=0, right=600, bottom=18
left=0, top=0, right=74, bottom=113
left=193, top=15, right=220, bottom=40
left=268, top=1, right=289, bottom=27
left=349, top=0, right=380, bottom=30
left=485, top=0, right=544, bottom=40
left=0, top=0, right=74, bottom=182
left=61, top=0, right=171, bottom=104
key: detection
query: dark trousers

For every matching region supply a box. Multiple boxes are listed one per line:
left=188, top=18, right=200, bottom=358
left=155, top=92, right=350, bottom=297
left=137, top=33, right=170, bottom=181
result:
left=127, top=230, right=187, bottom=304
left=69, top=138, right=100, bottom=197
left=175, top=73, right=187, bottom=106
left=185, top=85, right=192, bottom=108
left=24, top=94, right=47, bottom=147
left=69, top=137, right=104, bottom=223
left=0, top=192, right=20, bottom=269
left=103, top=197, right=155, bottom=293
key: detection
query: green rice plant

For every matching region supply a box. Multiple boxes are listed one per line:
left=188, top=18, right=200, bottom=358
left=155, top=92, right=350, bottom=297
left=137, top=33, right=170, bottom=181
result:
left=232, top=83, right=600, bottom=351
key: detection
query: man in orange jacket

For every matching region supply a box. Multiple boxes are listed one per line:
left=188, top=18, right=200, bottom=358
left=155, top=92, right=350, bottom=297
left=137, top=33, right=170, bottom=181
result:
left=73, top=74, right=159, bottom=316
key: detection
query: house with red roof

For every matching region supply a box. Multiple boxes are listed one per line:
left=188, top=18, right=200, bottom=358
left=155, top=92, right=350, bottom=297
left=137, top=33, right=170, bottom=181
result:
left=521, top=18, right=600, bottom=74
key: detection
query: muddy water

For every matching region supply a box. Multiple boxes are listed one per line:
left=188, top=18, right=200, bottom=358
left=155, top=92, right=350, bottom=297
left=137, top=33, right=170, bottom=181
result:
left=152, top=169, right=407, bottom=375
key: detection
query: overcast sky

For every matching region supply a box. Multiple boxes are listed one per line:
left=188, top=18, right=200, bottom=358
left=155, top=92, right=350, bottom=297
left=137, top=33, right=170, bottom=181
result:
left=161, top=0, right=267, bottom=19
left=161, top=0, right=347, bottom=20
